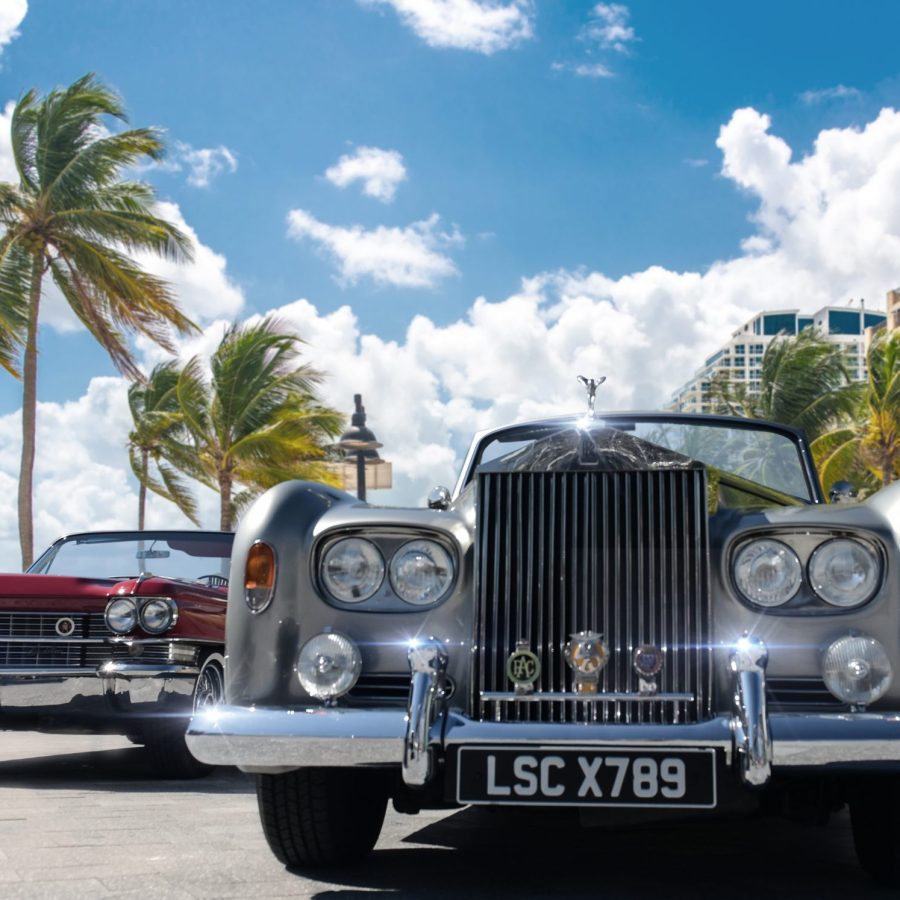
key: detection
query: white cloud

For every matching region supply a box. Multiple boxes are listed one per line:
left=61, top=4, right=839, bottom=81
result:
left=553, top=61, right=614, bottom=79
left=0, top=100, right=16, bottom=181
left=0, top=0, right=26, bottom=55
left=7, top=106, right=900, bottom=569
left=359, top=0, right=533, bottom=54
left=324, top=146, right=407, bottom=203
left=583, top=2, right=637, bottom=53
left=800, top=85, right=862, bottom=105
left=175, top=142, right=238, bottom=188
left=287, top=209, right=462, bottom=288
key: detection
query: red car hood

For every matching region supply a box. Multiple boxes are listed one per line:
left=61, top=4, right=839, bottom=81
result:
left=0, top=573, right=121, bottom=611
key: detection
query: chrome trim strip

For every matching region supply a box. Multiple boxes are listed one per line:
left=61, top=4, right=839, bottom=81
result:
left=403, top=639, right=448, bottom=786
left=730, top=637, right=772, bottom=787
left=97, top=662, right=198, bottom=678
left=186, top=706, right=406, bottom=770
left=0, top=637, right=107, bottom=644
left=481, top=691, right=694, bottom=702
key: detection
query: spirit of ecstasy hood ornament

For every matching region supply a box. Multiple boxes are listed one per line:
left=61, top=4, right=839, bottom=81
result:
left=577, top=375, right=606, bottom=418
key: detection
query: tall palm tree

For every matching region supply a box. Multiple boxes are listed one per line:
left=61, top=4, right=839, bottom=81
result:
left=709, top=329, right=859, bottom=440
left=812, top=332, right=900, bottom=493
left=127, top=361, right=200, bottom=529
left=176, top=318, right=344, bottom=531
left=0, top=73, right=196, bottom=567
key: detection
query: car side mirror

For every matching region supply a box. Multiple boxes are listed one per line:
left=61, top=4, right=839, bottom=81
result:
left=828, top=480, right=856, bottom=504
left=427, top=486, right=451, bottom=511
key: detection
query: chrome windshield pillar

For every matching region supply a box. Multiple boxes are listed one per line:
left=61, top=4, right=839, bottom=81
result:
left=402, top=638, right=448, bottom=787
left=730, top=635, right=772, bottom=788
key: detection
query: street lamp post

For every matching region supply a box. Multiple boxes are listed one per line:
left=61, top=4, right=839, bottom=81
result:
left=335, top=395, right=392, bottom=501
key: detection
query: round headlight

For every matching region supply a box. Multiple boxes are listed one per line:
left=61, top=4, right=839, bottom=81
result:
left=105, top=597, right=137, bottom=634
left=733, top=539, right=802, bottom=608
left=809, top=539, right=880, bottom=608
left=139, top=597, right=176, bottom=634
left=296, top=632, right=361, bottom=700
left=389, top=540, right=454, bottom=606
left=823, top=635, right=892, bottom=706
left=320, top=538, right=384, bottom=603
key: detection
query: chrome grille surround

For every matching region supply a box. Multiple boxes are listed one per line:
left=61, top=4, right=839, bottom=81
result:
left=473, top=469, right=712, bottom=724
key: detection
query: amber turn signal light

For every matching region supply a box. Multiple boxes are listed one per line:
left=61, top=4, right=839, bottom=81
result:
left=245, top=541, right=276, bottom=613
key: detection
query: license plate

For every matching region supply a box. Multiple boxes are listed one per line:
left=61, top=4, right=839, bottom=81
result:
left=457, top=747, right=717, bottom=808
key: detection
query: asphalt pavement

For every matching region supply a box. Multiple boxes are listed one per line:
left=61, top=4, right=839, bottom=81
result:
left=0, top=731, right=895, bottom=899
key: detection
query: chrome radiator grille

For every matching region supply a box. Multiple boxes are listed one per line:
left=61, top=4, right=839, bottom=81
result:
left=473, top=469, right=712, bottom=724
left=0, top=610, right=172, bottom=669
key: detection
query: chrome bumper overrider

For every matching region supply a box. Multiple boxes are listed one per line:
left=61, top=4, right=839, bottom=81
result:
left=185, top=637, right=900, bottom=780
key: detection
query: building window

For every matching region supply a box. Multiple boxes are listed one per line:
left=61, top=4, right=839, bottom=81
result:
left=828, top=310, right=862, bottom=335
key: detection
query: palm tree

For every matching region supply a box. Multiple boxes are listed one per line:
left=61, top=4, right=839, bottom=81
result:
left=176, top=318, right=344, bottom=531
left=709, top=329, right=859, bottom=440
left=0, top=73, right=196, bottom=567
left=812, top=332, right=900, bottom=494
left=127, top=361, right=200, bottom=529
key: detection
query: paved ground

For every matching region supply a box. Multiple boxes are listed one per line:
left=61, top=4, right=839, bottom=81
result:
left=0, top=731, right=895, bottom=899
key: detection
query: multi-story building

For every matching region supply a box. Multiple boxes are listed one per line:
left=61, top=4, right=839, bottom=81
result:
left=668, top=304, right=886, bottom=414
left=886, top=288, right=900, bottom=333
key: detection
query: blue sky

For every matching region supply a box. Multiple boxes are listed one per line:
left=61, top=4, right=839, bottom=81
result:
left=2, top=0, right=900, bottom=563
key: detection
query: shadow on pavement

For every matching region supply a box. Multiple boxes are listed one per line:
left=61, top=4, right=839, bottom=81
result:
left=0, top=745, right=253, bottom=793
left=301, top=806, right=895, bottom=900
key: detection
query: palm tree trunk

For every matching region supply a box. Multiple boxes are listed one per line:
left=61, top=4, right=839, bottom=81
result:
left=219, top=471, right=232, bottom=531
left=18, top=255, right=43, bottom=570
left=138, top=450, right=148, bottom=529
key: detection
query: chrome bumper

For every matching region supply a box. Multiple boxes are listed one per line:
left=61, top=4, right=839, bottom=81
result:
left=0, top=663, right=198, bottom=719
left=186, top=636, right=900, bottom=779
left=186, top=705, right=900, bottom=774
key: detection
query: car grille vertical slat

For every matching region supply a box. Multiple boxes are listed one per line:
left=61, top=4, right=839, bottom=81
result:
left=473, top=469, right=711, bottom=725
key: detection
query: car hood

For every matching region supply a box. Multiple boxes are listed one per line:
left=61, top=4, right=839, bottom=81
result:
left=0, top=573, right=122, bottom=611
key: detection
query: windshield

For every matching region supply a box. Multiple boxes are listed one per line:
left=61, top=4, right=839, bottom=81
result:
left=472, top=417, right=816, bottom=502
left=29, top=532, right=234, bottom=582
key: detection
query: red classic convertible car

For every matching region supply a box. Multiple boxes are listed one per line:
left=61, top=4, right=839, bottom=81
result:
left=0, top=530, right=233, bottom=777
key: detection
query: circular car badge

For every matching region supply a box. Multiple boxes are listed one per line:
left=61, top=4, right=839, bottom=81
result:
left=507, top=642, right=541, bottom=689
left=633, top=644, right=664, bottom=677
left=55, top=617, right=76, bottom=637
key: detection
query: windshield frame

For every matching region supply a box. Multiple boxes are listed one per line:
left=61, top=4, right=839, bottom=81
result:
left=455, top=412, right=824, bottom=504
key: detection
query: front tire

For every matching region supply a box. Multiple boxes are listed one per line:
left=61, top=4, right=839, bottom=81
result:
left=257, top=768, right=388, bottom=868
left=143, top=653, right=225, bottom=779
left=849, top=776, right=900, bottom=886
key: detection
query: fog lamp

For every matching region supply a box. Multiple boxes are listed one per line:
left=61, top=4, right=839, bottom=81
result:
left=822, top=635, right=892, bottom=707
left=296, top=632, right=361, bottom=700
left=105, top=597, right=137, bottom=634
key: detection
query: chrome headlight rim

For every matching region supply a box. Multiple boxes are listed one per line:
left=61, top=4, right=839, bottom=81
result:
left=320, top=536, right=385, bottom=604
left=105, top=597, right=138, bottom=635
left=138, top=596, right=178, bottom=635
left=732, top=537, right=803, bottom=608
left=389, top=538, right=456, bottom=606
left=808, top=537, right=881, bottom=609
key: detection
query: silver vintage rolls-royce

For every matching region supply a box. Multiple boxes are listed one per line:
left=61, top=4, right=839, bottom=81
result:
left=187, top=406, right=900, bottom=884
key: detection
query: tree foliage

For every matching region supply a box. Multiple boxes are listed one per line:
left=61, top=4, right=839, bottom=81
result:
left=0, top=73, right=196, bottom=566
left=173, top=318, right=344, bottom=531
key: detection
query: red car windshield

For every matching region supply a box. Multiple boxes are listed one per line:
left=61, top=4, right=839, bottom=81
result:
left=29, top=532, right=233, bottom=582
